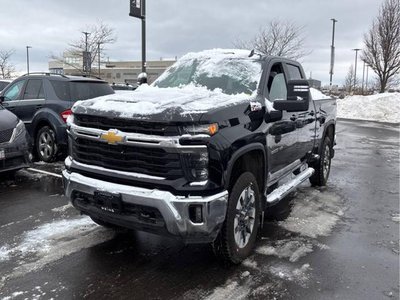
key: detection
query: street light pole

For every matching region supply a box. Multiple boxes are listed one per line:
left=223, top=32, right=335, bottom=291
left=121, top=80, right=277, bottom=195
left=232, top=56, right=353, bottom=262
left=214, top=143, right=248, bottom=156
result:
left=141, top=0, right=146, bottom=74
left=352, top=48, right=361, bottom=92
left=26, top=46, right=32, bottom=75
left=329, top=18, right=338, bottom=92
left=97, top=42, right=102, bottom=78
left=82, top=31, right=90, bottom=75
left=361, top=61, right=366, bottom=95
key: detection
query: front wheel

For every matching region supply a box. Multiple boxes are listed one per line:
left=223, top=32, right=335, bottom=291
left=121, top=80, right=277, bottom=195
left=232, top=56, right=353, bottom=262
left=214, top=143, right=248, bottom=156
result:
left=212, top=172, right=261, bottom=264
left=309, top=136, right=332, bottom=186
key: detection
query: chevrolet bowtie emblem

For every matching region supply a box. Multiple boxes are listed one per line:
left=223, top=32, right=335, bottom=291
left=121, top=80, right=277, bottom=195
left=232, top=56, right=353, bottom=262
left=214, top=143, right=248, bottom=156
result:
left=100, top=130, right=124, bottom=144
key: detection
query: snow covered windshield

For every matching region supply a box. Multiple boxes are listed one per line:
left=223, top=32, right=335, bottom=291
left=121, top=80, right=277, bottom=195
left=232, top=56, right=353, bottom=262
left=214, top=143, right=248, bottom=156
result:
left=154, top=56, right=262, bottom=95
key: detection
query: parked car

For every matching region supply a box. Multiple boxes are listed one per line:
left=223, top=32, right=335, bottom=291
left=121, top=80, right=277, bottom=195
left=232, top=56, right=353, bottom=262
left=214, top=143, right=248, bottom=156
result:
left=63, top=49, right=337, bottom=264
left=0, top=79, right=11, bottom=92
left=0, top=73, right=114, bottom=162
left=0, top=103, right=30, bottom=173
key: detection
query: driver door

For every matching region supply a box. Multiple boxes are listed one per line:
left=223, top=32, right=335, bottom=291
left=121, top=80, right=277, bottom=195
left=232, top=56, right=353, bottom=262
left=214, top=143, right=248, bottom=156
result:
left=264, top=62, right=299, bottom=174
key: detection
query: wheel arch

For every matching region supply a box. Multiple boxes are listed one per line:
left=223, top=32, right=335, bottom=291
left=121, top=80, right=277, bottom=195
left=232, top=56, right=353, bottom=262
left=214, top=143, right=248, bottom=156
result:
left=225, top=143, right=266, bottom=197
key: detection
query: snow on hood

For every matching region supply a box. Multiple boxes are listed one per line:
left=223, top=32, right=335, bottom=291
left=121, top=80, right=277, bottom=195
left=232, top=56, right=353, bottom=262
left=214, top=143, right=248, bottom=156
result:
left=72, top=83, right=254, bottom=118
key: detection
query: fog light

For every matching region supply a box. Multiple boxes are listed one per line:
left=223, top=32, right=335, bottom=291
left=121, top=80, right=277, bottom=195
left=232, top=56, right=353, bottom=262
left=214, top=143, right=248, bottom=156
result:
left=189, top=205, right=203, bottom=223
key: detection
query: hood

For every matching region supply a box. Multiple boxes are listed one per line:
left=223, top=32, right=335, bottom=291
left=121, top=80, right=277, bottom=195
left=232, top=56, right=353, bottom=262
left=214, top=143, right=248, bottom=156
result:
left=72, top=84, right=254, bottom=123
left=0, top=108, right=18, bottom=130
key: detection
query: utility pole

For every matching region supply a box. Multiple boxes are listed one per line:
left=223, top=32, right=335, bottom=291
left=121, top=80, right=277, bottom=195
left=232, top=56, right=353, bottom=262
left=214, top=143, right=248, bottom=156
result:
left=352, top=48, right=361, bottom=93
left=361, top=61, right=366, bottom=95
left=82, top=31, right=91, bottom=75
left=329, top=18, right=338, bottom=92
left=141, top=0, right=146, bottom=74
left=365, top=64, right=369, bottom=94
left=26, top=46, right=32, bottom=74
left=97, top=42, right=102, bottom=78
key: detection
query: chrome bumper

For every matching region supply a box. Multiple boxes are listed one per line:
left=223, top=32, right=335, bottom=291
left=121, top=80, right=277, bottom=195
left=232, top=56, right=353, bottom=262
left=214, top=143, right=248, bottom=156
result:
left=62, top=170, right=228, bottom=243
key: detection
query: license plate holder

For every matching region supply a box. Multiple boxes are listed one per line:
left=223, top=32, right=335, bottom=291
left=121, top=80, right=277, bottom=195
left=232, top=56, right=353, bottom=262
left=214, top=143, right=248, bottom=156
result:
left=94, top=191, right=123, bottom=213
left=0, top=149, right=5, bottom=161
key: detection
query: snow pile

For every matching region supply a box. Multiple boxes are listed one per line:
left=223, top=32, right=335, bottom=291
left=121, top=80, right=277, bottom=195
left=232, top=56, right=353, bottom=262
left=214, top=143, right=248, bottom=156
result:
left=73, top=84, right=254, bottom=118
left=310, top=88, right=332, bottom=100
left=337, top=92, right=400, bottom=123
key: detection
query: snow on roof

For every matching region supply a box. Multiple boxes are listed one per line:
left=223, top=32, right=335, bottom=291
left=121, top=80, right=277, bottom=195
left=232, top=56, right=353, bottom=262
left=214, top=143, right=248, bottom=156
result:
left=179, top=48, right=253, bottom=60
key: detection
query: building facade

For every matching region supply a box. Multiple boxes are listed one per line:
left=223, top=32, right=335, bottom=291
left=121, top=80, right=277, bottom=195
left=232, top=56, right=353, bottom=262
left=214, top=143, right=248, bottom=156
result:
left=48, top=58, right=176, bottom=84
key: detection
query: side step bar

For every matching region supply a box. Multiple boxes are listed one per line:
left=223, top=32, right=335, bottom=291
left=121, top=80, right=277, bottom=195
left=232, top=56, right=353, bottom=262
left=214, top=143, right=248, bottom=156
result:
left=266, top=167, right=315, bottom=206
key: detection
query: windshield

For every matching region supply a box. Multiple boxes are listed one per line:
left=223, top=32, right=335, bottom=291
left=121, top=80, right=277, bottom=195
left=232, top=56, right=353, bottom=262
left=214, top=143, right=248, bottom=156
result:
left=154, top=57, right=262, bottom=95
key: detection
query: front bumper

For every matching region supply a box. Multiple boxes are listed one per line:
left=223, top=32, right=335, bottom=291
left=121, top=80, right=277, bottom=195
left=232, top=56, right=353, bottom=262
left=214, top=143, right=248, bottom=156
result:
left=62, top=170, right=228, bottom=243
left=0, top=131, right=30, bottom=173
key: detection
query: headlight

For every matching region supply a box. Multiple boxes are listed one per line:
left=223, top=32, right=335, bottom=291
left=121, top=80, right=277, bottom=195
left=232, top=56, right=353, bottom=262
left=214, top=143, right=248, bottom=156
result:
left=182, top=123, right=219, bottom=136
left=12, top=120, right=25, bottom=140
left=182, top=150, right=209, bottom=182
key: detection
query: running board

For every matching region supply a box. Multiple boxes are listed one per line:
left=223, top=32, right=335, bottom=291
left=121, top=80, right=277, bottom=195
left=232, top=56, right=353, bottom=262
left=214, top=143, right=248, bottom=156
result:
left=266, top=168, right=315, bottom=206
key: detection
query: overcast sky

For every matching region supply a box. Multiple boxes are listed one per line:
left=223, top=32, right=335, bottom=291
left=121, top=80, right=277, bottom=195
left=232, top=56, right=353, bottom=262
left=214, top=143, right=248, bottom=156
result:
left=0, top=0, right=383, bottom=85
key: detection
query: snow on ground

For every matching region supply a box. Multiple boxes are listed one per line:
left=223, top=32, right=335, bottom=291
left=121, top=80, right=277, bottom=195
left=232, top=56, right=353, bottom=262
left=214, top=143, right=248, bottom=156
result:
left=0, top=217, right=115, bottom=289
left=337, top=92, right=400, bottom=123
left=186, top=187, right=344, bottom=300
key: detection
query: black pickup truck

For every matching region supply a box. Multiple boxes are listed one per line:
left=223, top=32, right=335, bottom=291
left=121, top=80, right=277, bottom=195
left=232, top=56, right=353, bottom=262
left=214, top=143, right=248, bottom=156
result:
left=63, top=49, right=336, bottom=264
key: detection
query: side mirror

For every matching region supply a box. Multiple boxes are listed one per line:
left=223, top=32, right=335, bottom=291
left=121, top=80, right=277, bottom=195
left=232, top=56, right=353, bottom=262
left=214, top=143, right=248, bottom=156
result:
left=265, top=110, right=283, bottom=123
left=273, top=79, right=310, bottom=112
left=0, top=96, right=4, bottom=104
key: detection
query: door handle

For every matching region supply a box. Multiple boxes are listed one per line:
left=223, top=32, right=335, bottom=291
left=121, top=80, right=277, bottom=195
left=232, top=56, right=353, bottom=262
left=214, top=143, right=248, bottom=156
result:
left=290, top=115, right=297, bottom=121
left=35, top=105, right=43, bottom=110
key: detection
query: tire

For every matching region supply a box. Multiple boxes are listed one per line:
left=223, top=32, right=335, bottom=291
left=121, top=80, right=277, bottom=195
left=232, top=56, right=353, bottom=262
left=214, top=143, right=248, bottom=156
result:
left=309, top=136, right=332, bottom=186
left=36, top=126, right=58, bottom=163
left=212, top=172, right=261, bottom=264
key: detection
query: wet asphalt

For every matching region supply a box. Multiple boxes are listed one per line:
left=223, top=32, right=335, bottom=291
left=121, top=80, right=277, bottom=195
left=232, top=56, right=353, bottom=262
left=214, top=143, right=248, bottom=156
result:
left=0, top=119, right=399, bottom=300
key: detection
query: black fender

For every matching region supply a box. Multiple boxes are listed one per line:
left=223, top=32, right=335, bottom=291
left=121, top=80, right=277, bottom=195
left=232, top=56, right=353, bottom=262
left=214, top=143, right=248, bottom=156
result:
left=32, top=108, right=67, bottom=146
left=319, top=120, right=336, bottom=150
left=224, top=142, right=267, bottom=192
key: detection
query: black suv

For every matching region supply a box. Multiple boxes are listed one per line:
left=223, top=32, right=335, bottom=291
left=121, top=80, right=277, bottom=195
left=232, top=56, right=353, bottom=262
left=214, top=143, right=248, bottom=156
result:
left=0, top=73, right=114, bottom=162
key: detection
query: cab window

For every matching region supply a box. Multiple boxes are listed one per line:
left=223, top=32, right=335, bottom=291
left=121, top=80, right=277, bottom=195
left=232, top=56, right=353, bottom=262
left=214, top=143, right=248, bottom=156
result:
left=286, top=64, right=303, bottom=80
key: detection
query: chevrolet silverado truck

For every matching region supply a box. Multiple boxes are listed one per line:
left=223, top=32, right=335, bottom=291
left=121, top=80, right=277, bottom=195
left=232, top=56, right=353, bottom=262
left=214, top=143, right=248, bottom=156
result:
left=63, top=49, right=336, bottom=264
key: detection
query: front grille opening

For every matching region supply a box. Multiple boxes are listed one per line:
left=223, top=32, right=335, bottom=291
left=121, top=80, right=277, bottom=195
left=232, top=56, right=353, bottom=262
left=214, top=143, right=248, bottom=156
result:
left=72, top=138, right=183, bottom=180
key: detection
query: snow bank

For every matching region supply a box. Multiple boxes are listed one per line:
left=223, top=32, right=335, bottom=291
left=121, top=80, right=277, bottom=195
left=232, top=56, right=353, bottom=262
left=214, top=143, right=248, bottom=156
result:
left=337, top=92, right=400, bottom=123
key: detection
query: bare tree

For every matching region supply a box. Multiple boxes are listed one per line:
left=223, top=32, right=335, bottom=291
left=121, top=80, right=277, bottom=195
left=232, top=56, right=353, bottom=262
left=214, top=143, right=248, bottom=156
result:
left=234, top=20, right=310, bottom=60
left=51, top=22, right=117, bottom=75
left=362, top=0, right=400, bottom=93
left=0, top=49, right=16, bottom=79
left=343, top=65, right=359, bottom=93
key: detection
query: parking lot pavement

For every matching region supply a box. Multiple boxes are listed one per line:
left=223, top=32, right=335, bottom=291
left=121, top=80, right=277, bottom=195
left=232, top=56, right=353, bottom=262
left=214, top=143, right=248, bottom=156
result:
left=0, top=120, right=399, bottom=300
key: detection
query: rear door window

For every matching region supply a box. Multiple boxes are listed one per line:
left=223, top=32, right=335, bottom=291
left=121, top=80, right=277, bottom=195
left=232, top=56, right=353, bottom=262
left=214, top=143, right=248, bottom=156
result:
left=23, top=79, right=44, bottom=99
left=286, top=64, right=303, bottom=80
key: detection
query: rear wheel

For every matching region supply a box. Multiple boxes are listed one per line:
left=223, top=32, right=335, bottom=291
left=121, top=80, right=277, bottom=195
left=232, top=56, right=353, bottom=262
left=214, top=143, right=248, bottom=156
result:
left=310, top=136, right=332, bottom=186
left=36, top=126, right=58, bottom=163
left=212, top=172, right=261, bottom=264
